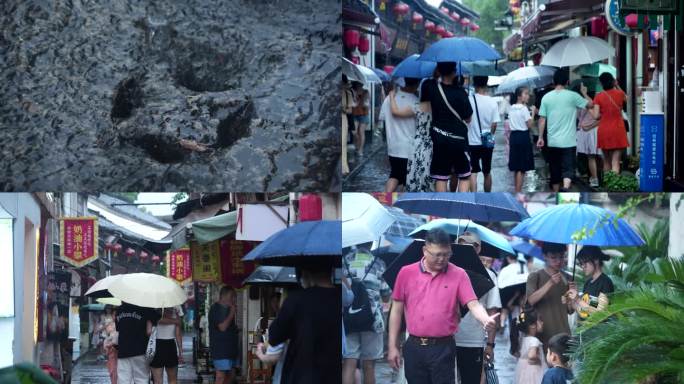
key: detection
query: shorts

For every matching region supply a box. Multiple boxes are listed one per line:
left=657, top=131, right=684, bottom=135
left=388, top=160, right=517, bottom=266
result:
left=547, top=146, right=576, bottom=185
left=430, top=129, right=471, bottom=180
left=468, top=145, right=493, bottom=174
left=388, top=156, right=408, bottom=185
left=354, top=115, right=370, bottom=125
left=213, top=358, right=238, bottom=371
left=343, top=331, right=383, bottom=360
left=150, top=339, right=178, bottom=368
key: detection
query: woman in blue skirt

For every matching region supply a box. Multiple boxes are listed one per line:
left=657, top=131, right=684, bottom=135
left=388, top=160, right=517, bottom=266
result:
left=508, top=86, right=537, bottom=192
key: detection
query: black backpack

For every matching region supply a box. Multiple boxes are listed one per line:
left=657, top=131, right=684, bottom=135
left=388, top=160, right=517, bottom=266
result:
left=344, top=279, right=375, bottom=333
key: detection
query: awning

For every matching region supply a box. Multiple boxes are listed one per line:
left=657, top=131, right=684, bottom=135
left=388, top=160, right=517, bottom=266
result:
left=343, top=0, right=379, bottom=28
left=97, top=214, right=172, bottom=254
left=521, top=0, right=604, bottom=42
left=191, top=210, right=238, bottom=245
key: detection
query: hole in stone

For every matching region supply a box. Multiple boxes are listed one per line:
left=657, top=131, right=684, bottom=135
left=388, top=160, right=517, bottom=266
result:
left=135, top=134, right=186, bottom=164
left=172, top=39, right=243, bottom=92
left=111, top=77, right=143, bottom=120
left=214, top=100, right=255, bottom=148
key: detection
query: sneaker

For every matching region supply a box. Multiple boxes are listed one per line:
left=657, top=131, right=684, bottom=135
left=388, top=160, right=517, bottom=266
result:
left=589, top=178, right=599, bottom=188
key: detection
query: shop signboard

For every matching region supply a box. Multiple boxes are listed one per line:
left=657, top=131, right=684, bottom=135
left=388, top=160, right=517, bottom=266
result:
left=190, top=240, right=221, bottom=283
left=167, top=248, right=192, bottom=285
left=639, top=114, right=664, bottom=191
left=220, top=238, right=256, bottom=288
left=621, top=0, right=678, bottom=13
left=59, top=217, right=98, bottom=267
left=605, top=0, right=640, bottom=36
left=45, top=270, right=71, bottom=342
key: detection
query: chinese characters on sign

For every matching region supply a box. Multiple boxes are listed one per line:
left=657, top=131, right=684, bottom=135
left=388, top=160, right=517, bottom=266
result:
left=59, top=217, right=98, bottom=267
left=167, top=248, right=192, bottom=285
left=190, top=241, right=221, bottom=283
left=45, top=271, right=71, bottom=342
left=220, top=238, right=256, bottom=288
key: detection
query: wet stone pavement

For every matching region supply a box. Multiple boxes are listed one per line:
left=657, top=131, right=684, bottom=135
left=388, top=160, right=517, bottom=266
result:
left=344, top=127, right=591, bottom=193
left=375, top=322, right=519, bottom=384
left=72, top=333, right=198, bottom=384
left=1, top=0, right=339, bottom=191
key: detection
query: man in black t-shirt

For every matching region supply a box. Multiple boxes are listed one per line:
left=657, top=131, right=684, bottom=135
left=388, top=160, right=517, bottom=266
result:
left=267, top=264, right=342, bottom=384
left=115, top=302, right=159, bottom=384
left=420, top=61, right=473, bottom=192
left=208, top=286, right=239, bottom=384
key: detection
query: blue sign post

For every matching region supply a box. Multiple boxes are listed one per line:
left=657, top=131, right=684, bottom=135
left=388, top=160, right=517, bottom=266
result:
left=639, top=114, right=664, bottom=191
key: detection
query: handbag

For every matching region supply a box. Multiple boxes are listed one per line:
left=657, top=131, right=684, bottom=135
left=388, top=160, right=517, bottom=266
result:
left=473, top=93, right=495, bottom=148
left=484, top=361, right=500, bottom=384
left=433, top=81, right=467, bottom=148
left=145, top=326, right=157, bottom=362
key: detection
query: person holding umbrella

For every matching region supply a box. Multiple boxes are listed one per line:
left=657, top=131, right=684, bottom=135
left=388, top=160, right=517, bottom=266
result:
left=419, top=62, right=474, bottom=192
left=525, top=242, right=576, bottom=347
left=115, top=302, right=160, bottom=384
left=387, top=229, right=499, bottom=384
left=568, top=246, right=614, bottom=320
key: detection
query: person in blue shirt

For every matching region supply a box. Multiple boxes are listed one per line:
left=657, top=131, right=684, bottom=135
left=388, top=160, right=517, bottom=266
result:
left=542, top=333, right=575, bottom=384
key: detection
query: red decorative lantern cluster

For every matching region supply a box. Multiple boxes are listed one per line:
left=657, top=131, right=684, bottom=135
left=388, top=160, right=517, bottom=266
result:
left=343, top=29, right=360, bottom=50
left=393, top=2, right=410, bottom=22
left=358, top=34, right=370, bottom=55
left=460, top=18, right=471, bottom=27
left=450, top=12, right=460, bottom=22
left=625, top=13, right=649, bottom=29
left=470, top=23, right=480, bottom=32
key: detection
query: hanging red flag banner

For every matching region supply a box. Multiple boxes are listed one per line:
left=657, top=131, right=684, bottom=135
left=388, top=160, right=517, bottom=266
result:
left=167, top=248, right=192, bottom=285
left=220, top=238, right=256, bottom=288
left=59, top=217, right=98, bottom=267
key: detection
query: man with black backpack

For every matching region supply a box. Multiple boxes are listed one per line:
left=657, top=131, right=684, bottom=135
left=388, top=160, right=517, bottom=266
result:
left=342, top=243, right=391, bottom=384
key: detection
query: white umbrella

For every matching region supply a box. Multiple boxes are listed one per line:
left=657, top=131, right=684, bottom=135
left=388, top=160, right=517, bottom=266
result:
left=342, top=193, right=395, bottom=248
left=495, top=66, right=556, bottom=94
left=96, top=297, right=122, bottom=306
left=498, top=262, right=529, bottom=289
left=108, top=273, right=187, bottom=308
left=85, top=274, right=121, bottom=297
left=341, top=57, right=382, bottom=84
left=541, top=36, right=615, bottom=67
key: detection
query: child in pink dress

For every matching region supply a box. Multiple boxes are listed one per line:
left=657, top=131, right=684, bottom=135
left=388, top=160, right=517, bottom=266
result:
left=514, top=306, right=547, bottom=384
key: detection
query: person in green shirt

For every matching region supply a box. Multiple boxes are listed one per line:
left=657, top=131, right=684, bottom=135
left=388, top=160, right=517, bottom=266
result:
left=537, top=69, right=594, bottom=191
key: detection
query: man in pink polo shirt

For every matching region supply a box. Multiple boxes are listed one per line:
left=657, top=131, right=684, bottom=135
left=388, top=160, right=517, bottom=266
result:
left=387, top=229, right=499, bottom=384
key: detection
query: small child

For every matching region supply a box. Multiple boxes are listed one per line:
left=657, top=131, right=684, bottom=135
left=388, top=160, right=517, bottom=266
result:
left=542, top=333, right=575, bottom=384
left=507, top=86, right=537, bottom=193
left=514, top=305, right=546, bottom=384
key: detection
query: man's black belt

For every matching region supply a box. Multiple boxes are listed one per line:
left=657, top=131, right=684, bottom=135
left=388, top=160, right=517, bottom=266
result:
left=407, top=335, right=453, bottom=346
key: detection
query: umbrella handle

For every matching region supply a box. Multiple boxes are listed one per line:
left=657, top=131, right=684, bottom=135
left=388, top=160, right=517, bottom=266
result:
left=571, top=246, right=577, bottom=282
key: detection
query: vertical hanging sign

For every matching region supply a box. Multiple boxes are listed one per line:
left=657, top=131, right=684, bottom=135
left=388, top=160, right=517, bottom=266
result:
left=59, top=217, right=98, bottom=267
left=167, top=248, right=192, bottom=285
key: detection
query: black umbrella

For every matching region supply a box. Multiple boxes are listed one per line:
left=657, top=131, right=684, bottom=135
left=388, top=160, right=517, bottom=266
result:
left=243, top=266, right=299, bottom=286
left=383, top=241, right=494, bottom=299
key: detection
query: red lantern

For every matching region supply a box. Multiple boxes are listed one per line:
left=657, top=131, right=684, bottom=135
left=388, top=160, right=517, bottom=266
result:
left=343, top=29, right=360, bottom=50
left=412, top=12, right=423, bottom=25
left=125, top=248, right=135, bottom=259
left=104, top=243, right=113, bottom=251
left=435, top=25, right=446, bottom=36
left=451, top=12, right=460, bottom=21
left=445, top=31, right=455, bottom=38
left=113, top=243, right=122, bottom=254
left=358, top=35, right=370, bottom=55
left=139, top=251, right=149, bottom=261
left=591, top=17, right=608, bottom=38
left=425, top=21, right=436, bottom=32
left=393, top=2, right=410, bottom=22
left=625, top=13, right=648, bottom=29
left=383, top=65, right=395, bottom=75
left=470, top=23, right=480, bottom=32
left=440, top=6, right=450, bottom=15
left=299, top=194, right=323, bottom=222
left=151, top=255, right=160, bottom=264
left=460, top=18, right=470, bottom=26
left=351, top=56, right=360, bottom=65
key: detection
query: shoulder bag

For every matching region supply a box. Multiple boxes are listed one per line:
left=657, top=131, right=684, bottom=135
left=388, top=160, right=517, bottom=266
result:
left=472, top=93, right=495, bottom=148
left=605, top=91, right=629, bottom=132
left=145, top=326, right=157, bottom=362
left=432, top=81, right=467, bottom=148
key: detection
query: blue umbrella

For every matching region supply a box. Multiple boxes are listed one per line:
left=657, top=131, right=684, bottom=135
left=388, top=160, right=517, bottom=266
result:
left=461, top=61, right=507, bottom=76
left=510, top=239, right=543, bottom=261
left=509, top=203, right=644, bottom=279
left=371, top=67, right=391, bottom=83
left=418, top=37, right=502, bottom=63
left=392, top=54, right=437, bottom=79
left=384, top=206, right=425, bottom=237
left=242, top=220, right=341, bottom=267
left=409, top=219, right=514, bottom=256
left=393, top=193, right=530, bottom=222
